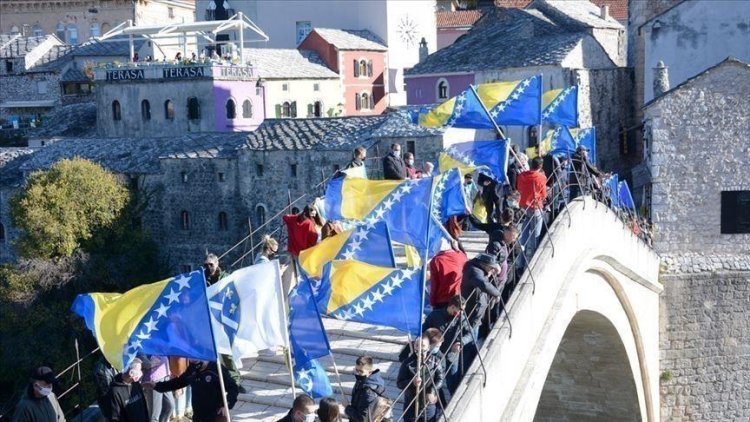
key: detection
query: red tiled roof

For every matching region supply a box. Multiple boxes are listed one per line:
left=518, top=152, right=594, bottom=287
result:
left=436, top=10, right=483, bottom=28
left=494, top=0, right=629, bottom=21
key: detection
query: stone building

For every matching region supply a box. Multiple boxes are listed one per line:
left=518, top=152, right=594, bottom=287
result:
left=299, top=28, right=389, bottom=116
left=644, top=57, right=750, bottom=420
left=406, top=0, right=632, bottom=172
left=0, top=107, right=443, bottom=269
left=0, top=0, right=195, bottom=45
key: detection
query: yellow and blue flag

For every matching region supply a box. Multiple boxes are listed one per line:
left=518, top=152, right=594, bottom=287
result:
left=605, top=174, right=620, bottom=208
left=570, top=127, right=597, bottom=164
left=540, top=127, right=577, bottom=158
left=71, top=270, right=217, bottom=371
left=439, top=140, right=510, bottom=184
left=298, top=220, right=395, bottom=279
left=542, top=86, right=578, bottom=127
left=419, top=76, right=543, bottom=129
left=317, top=260, right=423, bottom=336
left=618, top=181, right=636, bottom=210
left=289, top=275, right=333, bottom=398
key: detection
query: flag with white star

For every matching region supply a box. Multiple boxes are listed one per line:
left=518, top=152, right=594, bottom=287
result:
left=317, top=260, right=423, bottom=336
left=570, top=127, right=597, bottom=164
left=618, top=180, right=636, bottom=210
left=439, top=140, right=510, bottom=184
left=295, top=358, right=333, bottom=399
left=418, top=85, right=495, bottom=129
left=605, top=174, right=620, bottom=208
left=71, top=270, right=217, bottom=371
left=207, top=260, right=288, bottom=368
left=299, top=220, right=395, bottom=279
left=539, top=127, right=577, bottom=158
left=542, top=86, right=579, bottom=127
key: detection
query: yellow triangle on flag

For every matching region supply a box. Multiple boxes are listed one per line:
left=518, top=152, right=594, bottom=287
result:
left=419, top=97, right=456, bottom=128
left=299, top=229, right=354, bottom=278
left=326, top=260, right=395, bottom=314
left=542, top=88, right=563, bottom=109
left=340, top=178, right=402, bottom=220
left=438, top=152, right=476, bottom=175
left=475, top=81, right=519, bottom=107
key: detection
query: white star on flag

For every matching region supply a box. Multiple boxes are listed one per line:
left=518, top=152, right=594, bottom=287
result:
left=164, top=288, right=181, bottom=304
left=175, top=276, right=191, bottom=290
left=154, top=303, right=170, bottom=319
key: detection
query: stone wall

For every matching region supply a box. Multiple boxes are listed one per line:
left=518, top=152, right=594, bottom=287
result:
left=659, top=271, right=750, bottom=421
left=0, top=71, right=61, bottom=121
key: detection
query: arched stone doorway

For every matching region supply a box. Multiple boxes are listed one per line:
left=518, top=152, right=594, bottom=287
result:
left=534, top=310, right=641, bottom=422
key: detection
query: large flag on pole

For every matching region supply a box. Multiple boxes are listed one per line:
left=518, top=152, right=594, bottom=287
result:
left=298, top=220, right=395, bottom=279
left=605, top=174, right=620, bottom=208
left=542, top=86, right=578, bottom=127
left=439, top=140, right=510, bottom=184
left=570, top=127, right=597, bottom=164
left=72, top=270, right=217, bottom=371
left=419, top=76, right=543, bottom=128
left=289, top=274, right=333, bottom=398
left=207, top=261, right=288, bottom=368
left=316, top=260, right=423, bottom=336
left=618, top=181, right=636, bottom=210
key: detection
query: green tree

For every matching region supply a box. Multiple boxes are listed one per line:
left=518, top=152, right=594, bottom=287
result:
left=10, top=158, right=129, bottom=259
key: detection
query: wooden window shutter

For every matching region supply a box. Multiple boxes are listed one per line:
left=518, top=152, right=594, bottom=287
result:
left=291, top=101, right=297, bottom=117
left=369, top=92, right=374, bottom=109
left=307, top=103, right=313, bottom=116
left=275, top=104, right=281, bottom=118
left=355, top=93, right=361, bottom=110
left=367, top=60, right=373, bottom=77
left=353, top=59, right=359, bottom=77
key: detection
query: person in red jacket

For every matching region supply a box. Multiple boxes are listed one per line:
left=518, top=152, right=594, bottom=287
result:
left=516, top=157, right=548, bottom=269
left=282, top=205, right=322, bottom=257
left=429, top=244, right=468, bottom=308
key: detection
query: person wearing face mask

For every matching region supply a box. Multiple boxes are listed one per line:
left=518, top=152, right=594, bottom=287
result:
left=109, top=358, right=150, bottom=422
left=11, top=366, right=65, bottom=422
left=460, top=253, right=503, bottom=339
left=154, top=360, right=238, bottom=422
left=277, top=394, right=316, bottom=422
left=345, top=356, right=385, bottom=422
left=255, top=235, right=279, bottom=264
left=396, top=329, right=445, bottom=422
left=382, top=143, right=406, bottom=180
left=403, top=152, right=418, bottom=179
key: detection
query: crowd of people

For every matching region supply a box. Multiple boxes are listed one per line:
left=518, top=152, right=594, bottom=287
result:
left=14, top=141, right=654, bottom=422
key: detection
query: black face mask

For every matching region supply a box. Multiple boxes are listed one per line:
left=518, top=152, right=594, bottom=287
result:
left=355, top=374, right=367, bottom=381
left=268, top=253, right=277, bottom=260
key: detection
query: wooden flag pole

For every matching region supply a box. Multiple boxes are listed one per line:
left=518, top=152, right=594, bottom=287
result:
left=329, top=353, right=349, bottom=405
left=215, top=356, right=233, bottom=422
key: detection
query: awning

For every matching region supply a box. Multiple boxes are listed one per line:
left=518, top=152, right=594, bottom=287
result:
left=0, top=100, right=56, bottom=108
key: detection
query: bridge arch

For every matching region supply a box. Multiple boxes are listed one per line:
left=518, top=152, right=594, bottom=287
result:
left=445, top=198, right=662, bottom=421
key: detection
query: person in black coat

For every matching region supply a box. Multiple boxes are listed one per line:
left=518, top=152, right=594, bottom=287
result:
left=109, top=359, right=149, bottom=422
left=397, top=330, right=445, bottom=422
left=382, top=143, right=406, bottom=180
left=345, top=356, right=386, bottom=422
left=154, top=360, right=238, bottom=422
left=477, top=173, right=501, bottom=223
left=460, top=253, right=502, bottom=333
left=569, top=145, right=603, bottom=200
left=423, top=295, right=475, bottom=394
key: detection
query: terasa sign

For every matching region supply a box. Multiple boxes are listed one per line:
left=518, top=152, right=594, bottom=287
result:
left=162, top=67, right=206, bottom=79
left=219, top=66, right=254, bottom=80
left=106, top=69, right=145, bottom=81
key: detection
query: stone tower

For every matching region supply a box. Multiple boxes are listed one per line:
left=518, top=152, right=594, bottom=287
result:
left=418, top=37, right=429, bottom=63
left=652, top=60, right=670, bottom=97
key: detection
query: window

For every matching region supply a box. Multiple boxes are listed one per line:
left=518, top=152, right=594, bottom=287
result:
left=187, top=97, right=200, bottom=120
left=32, top=25, right=43, bottom=37
left=359, top=60, right=367, bottom=77
left=226, top=99, right=237, bottom=119
left=56, top=22, right=65, bottom=40
left=437, top=79, right=449, bottom=100
left=141, top=100, right=151, bottom=121
left=256, top=163, right=264, bottom=176
left=313, top=83, right=320, bottom=92
left=721, top=191, right=750, bottom=234
left=218, top=212, right=228, bottom=231
left=407, top=140, right=416, bottom=155
left=179, top=264, right=192, bottom=274
left=36, top=81, right=47, bottom=94
left=90, top=23, right=100, bottom=38
left=168, top=7, right=175, bottom=18
left=67, top=24, right=78, bottom=44
left=180, top=210, right=190, bottom=230
left=355, top=93, right=360, bottom=111
left=218, top=172, right=225, bottom=182
left=112, top=100, right=121, bottom=121
left=282, top=83, right=289, bottom=91
left=242, top=99, right=253, bottom=118
left=295, top=21, right=312, bottom=44
left=360, top=92, right=370, bottom=110
left=10, top=26, right=19, bottom=35
left=164, top=100, right=175, bottom=120
left=256, top=205, right=266, bottom=225
left=0, top=223, right=5, bottom=242
left=282, top=102, right=291, bottom=118
left=527, top=126, right=538, bottom=147
left=333, top=164, right=340, bottom=172
left=180, top=171, right=188, bottom=183
left=367, top=60, right=373, bottom=77
left=313, top=101, right=322, bottom=117
left=101, top=22, right=111, bottom=33
left=290, top=163, right=298, bottom=177
left=353, top=59, right=359, bottom=77
left=4, top=60, right=12, bottom=73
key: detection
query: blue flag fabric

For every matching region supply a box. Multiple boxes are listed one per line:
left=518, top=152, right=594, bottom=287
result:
left=606, top=174, right=620, bottom=208
left=618, top=181, right=636, bottom=210
left=487, top=75, right=543, bottom=126
left=573, top=128, right=597, bottom=165
left=295, top=358, right=333, bottom=399
left=442, top=140, right=510, bottom=184
left=543, top=86, right=579, bottom=127
left=445, top=87, right=496, bottom=129
left=547, top=127, right=578, bottom=158
left=317, top=261, right=423, bottom=336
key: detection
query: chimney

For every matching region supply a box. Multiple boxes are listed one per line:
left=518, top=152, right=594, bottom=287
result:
left=600, top=4, right=610, bottom=20
left=419, top=37, right=428, bottom=62
left=653, top=60, right=670, bottom=97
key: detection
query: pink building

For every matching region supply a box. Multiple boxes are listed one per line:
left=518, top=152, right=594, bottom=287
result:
left=299, top=28, right=388, bottom=116
left=436, top=10, right=482, bottom=50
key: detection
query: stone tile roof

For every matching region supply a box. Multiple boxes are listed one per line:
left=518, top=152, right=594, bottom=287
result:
left=436, top=10, right=483, bottom=28
left=0, top=147, right=34, bottom=168
left=311, top=28, right=387, bottom=51
left=243, top=116, right=388, bottom=151
left=60, top=67, right=89, bottom=82
left=70, top=37, right=147, bottom=57
left=532, top=0, right=624, bottom=29
left=0, top=34, right=51, bottom=58
left=27, top=45, right=74, bottom=73
left=495, top=0, right=629, bottom=22
left=33, top=103, right=98, bottom=138
left=244, top=48, right=338, bottom=79
left=406, top=7, right=584, bottom=75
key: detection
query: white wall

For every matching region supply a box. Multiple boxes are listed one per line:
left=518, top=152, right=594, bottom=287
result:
left=263, top=78, right=343, bottom=118
left=643, top=1, right=750, bottom=103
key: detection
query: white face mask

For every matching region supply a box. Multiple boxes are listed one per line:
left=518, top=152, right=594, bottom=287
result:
left=37, top=385, right=52, bottom=397
left=407, top=159, right=414, bottom=166
left=393, top=150, right=401, bottom=157
left=303, top=413, right=316, bottom=422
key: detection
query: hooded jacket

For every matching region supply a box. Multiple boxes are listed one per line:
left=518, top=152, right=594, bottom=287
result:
left=11, top=386, right=65, bottom=422
left=460, top=258, right=503, bottom=328
left=154, top=361, right=238, bottom=422
left=108, top=374, right=149, bottom=422
left=345, top=369, right=386, bottom=422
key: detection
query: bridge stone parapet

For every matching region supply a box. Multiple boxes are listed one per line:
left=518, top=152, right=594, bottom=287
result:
left=446, top=196, right=662, bottom=422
